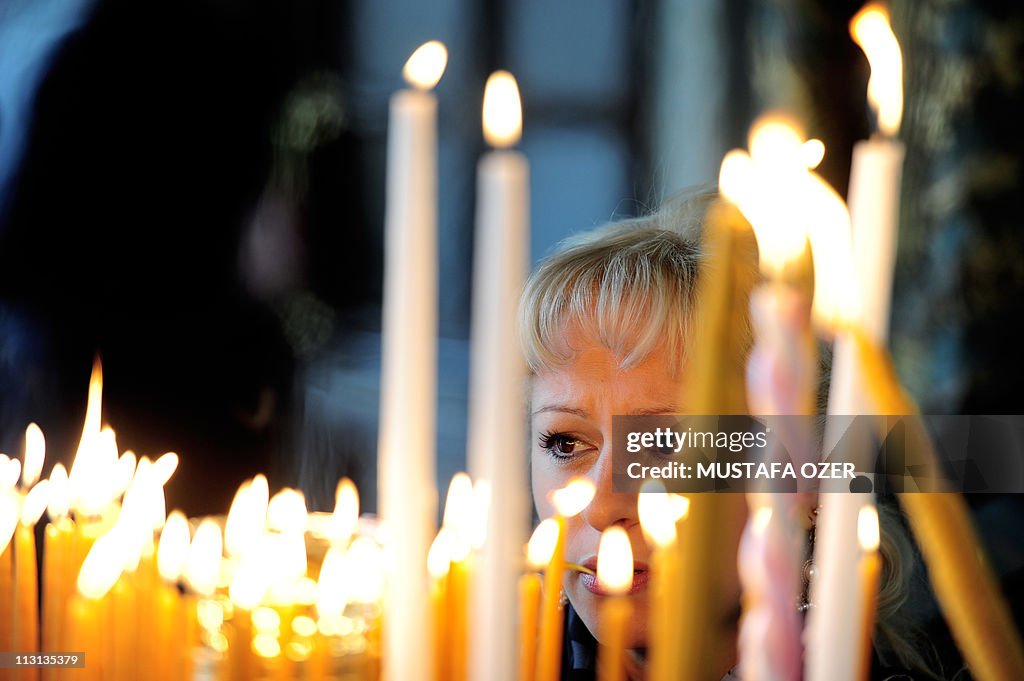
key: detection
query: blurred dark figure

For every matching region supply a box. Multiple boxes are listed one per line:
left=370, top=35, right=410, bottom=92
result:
left=0, top=0, right=353, bottom=514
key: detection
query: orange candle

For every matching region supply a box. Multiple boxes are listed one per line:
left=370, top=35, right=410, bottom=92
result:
left=596, top=527, right=633, bottom=681
left=637, top=484, right=684, bottom=681
left=857, top=506, right=881, bottom=681
left=536, top=479, right=595, bottom=681
left=517, top=573, right=541, bottom=681
left=535, top=514, right=565, bottom=681
left=14, top=483, right=52, bottom=681
left=427, top=530, right=453, bottom=681
left=1, top=492, right=15, bottom=681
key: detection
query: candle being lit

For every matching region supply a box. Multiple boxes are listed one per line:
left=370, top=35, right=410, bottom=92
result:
left=378, top=38, right=447, bottom=681
left=596, top=526, right=632, bottom=681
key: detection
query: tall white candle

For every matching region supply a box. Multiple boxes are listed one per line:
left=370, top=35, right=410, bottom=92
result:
left=806, top=7, right=904, bottom=681
left=467, top=70, right=530, bottom=681
left=378, top=39, right=447, bottom=681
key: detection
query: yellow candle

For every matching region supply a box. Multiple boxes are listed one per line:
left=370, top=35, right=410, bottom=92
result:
left=13, top=523, right=42, bottom=681
left=856, top=506, right=881, bottom=681
left=853, top=332, right=1024, bottom=679
left=42, top=514, right=73, bottom=681
left=673, top=198, right=757, bottom=680
left=535, top=479, right=595, bottom=681
left=427, top=530, right=452, bottom=681
left=448, top=552, right=471, bottom=681
left=637, top=484, right=684, bottom=681
left=1, top=514, right=14, bottom=681
left=66, top=596, right=99, bottom=681
left=535, top=515, right=565, bottom=681
left=596, top=527, right=633, bottom=681
left=517, top=573, right=541, bottom=681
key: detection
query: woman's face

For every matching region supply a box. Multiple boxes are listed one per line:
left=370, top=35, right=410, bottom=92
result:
left=530, top=331, right=684, bottom=649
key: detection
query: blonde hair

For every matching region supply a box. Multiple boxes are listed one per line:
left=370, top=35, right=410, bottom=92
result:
left=518, top=191, right=715, bottom=376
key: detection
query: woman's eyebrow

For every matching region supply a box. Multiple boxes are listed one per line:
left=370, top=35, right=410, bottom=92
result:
left=630, top=405, right=679, bottom=415
left=532, top=404, right=589, bottom=417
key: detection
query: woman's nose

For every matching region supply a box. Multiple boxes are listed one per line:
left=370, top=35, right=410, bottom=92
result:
left=580, top=447, right=638, bottom=532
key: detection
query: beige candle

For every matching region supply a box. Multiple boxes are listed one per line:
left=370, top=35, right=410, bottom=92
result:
left=378, top=40, right=447, bottom=681
left=467, top=70, right=531, bottom=681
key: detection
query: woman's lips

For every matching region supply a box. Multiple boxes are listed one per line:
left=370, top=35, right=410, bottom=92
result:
left=576, top=559, right=649, bottom=596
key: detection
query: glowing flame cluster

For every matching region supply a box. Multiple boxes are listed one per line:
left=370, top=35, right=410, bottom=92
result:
left=720, top=113, right=861, bottom=327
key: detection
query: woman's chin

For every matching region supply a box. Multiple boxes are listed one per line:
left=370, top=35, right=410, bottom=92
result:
left=569, top=590, right=649, bottom=651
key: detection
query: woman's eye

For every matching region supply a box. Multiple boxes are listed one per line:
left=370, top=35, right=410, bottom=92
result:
left=539, top=432, right=591, bottom=459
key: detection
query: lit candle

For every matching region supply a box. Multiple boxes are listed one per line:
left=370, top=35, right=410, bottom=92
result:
left=637, top=483, right=685, bottom=681
left=516, top=571, right=542, bottom=681
left=848, top=3, right=905, bottom=348
left=675, top=192, right=758, bottom=679
left=720, top=115, right=823, bottom=681
left=536, top=479, right=594, bottom=681
left=852, top=336, right=1024, bottom=680
left=378, top=39, right=447, bottom=681
left=467, top=69, right=530, bottom=681
left=440, top=474, right=474, bottom=681
left=13, top=426, right=48, bottom=680
left=42, top=464, right=73, bottom=681
left=855, top=506, right=881, bottom=681
left=157, top=511, right=190, bottom=681
left=427, top=530, right=452, bottom=681
left=596, top=526, right=632, bottom=681
left=805, top=16, right=906, bottom=675
left=1, top=475, right=16, bottom=670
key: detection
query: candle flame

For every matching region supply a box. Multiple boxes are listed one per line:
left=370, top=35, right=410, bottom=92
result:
left=483, top=70, right=522, bottom=148
left=328, top=477, right=359, bottom=543
left=0, top=490, right=17, bottom=554
left=226, top=479, right=267, bottom=557
left=427, top=527, right=454, bottom=579
left=347, top=536, right=385, bottom=604
left=851, top=4, right=903, bottom=137
left=78, top=531, right=126, bottom=599
left=637, top=482, right=677, bottom=548
left=230, top=548, right=270, bottom=610
left=552, top=478, right=595, bottom=517
left=858, top=504, right=880, bottom=552
left=22, top=423, right=45, bottom=488
left=0, top=456, right=21, bottom=490
left=316, top=546, right=351, bottom=616
left=402, top=40, right=448, bottom=91
left=151, top=452, right=179, bottom=486
left=441, top=472, right=475, bottom=559
left=111, top=451, right=137, bottom=499
left=526, top=518, right=560, bottom=568
left=267, top=488, right=308, bottom=534
left=804, top=173, right=861, bottom=327
left=185, top=518, right=223, bottom=596
left=157, top=510, right=192, bottom=581
left=20, top=479, right=50, bottom=525
left=668, top=494, right=690, bottom=521
left=720, top=114, right=812, bottom=275
left=46, top=463, right=71, bottom=521
left=596, top=526, right=633, bottom=595
left=801, top=139, right=826, bottom=169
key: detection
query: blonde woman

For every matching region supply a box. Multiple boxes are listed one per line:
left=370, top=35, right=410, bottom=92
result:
left=518, top=192, right=941, bottom=680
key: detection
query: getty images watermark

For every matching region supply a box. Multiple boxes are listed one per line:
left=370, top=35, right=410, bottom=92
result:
left=611, top=415, right=1024, bottom=494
